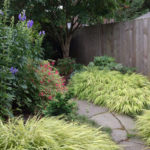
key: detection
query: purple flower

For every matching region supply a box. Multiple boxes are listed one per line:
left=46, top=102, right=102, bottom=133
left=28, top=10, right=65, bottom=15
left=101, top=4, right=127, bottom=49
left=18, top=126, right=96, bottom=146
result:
left=27, top=20, right=34, bottom=28
left=39, top=30, right=45, bottom=35
left=10, top=67, right=18, bottom=75
left=0, top=10, right=4, bottom=15
left=18, top=13, right=22, bottom=20
left=18, top=11, right=26, bottom=21
left=39, top=31, right=42, bottom=35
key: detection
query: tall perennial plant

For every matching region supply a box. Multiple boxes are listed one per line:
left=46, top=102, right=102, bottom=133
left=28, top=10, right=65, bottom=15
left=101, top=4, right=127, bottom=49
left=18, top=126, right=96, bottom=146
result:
left=0, top=0, right=45, bottom=119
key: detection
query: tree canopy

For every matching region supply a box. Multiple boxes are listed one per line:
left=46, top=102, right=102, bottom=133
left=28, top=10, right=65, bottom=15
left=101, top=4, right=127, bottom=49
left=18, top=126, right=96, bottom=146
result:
left=4, top=0, right=150, bottom=58
left=115, top=0, right=149, bottom=21
left=7, top=0, right=123, bottom=57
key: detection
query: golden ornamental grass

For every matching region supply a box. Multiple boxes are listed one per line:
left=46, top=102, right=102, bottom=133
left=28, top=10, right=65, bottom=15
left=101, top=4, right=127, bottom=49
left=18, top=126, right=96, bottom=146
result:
left=0, top=117, right=119, bottom=150
left=69, top=68, right=150, bottom=115
left=136, top=110, right=150, bottom=146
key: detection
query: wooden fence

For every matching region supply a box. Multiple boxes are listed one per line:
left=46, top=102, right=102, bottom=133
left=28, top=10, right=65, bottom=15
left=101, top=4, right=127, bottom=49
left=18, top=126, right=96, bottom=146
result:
left=70, top=17, right=150, bottom=75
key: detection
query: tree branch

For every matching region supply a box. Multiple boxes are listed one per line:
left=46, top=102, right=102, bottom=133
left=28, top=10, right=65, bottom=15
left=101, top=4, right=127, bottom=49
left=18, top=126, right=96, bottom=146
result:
left=71, top=21, right=82, bottom=34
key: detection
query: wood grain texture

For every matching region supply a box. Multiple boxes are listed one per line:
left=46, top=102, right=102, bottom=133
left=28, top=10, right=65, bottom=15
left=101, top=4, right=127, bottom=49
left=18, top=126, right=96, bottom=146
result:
left=70, top=18, right=150, bottom=75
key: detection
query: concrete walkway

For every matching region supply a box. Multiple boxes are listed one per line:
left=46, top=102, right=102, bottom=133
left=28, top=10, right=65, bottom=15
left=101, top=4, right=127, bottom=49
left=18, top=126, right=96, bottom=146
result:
left=76, top=100, right=150, bottom=150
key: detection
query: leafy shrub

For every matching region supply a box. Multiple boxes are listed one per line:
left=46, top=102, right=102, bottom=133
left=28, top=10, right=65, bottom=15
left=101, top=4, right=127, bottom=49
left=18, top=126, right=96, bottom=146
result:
left=0, top=2, right=44, bottom=119
left=91, top=56, right=135, bottom=74
left=94, top=56, right=115, bottom=67
left=56, top=58, right=84, bottom=75
left=0, top=117, right=119, bottom=150
left=11, top=60, right=42, bottom=115
left=69, top=68, right=150, bottom=115
left=37, top=60, right=66, bottom=102
left=74, top=62, right=84, bottom=71
left=136, top=110, right=150, bottom=146
left=57, top=57, right=76, bottom=76
left=43, top=92, right=75, bottom=116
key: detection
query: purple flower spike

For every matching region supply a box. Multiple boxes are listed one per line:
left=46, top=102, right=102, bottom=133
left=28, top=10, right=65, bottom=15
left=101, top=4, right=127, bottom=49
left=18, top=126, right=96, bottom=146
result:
left=27, top=20, right=34, bottom=28
left=18, top=13, right=22, bottom=20
left=22, top=15, right=26, bottom=21
left=10, top=67, right=18, bottom=75
left=0, top=10, right=4, bottom=15
left=39, top=31, right=42, bottom=35
left=22, top=11, right=26, bottom=21
left=10, top=67, right=14, bottom=72
left=18, top=11, right=26, bottom=21
left=39, top=30, right=45, bottom=36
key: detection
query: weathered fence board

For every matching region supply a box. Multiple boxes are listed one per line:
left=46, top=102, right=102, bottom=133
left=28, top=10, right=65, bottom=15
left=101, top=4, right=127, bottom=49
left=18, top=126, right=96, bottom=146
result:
left=70, top=17, right=150, bottom=75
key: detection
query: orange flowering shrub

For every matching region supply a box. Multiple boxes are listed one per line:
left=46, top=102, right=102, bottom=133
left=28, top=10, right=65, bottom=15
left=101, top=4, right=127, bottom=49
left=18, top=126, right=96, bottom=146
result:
left=37, top=60, right=67, bottom=101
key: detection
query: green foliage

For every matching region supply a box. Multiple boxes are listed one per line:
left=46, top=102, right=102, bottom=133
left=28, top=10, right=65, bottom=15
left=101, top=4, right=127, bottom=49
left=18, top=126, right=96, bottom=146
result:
left=0, top=117, right=119, bottom=150
left=73, top=63, right=84, bottom=72
left=0, top=1, right=44, bottom=119
left=115, top=0, right=149, bottom=21
left=136, top=110, right=150, bottom=146
left=56, top=58, right=84, bottom=77
left=127, top=133, right=137, bottom=139
left=8, top=0, right=124, bottom=57
left=94, top=56, right=115, bottom=67
left=56, top=58, right=76, bottom=76
left=143, top=0, right=150, bottom=10
left=101, top=127, right=112, bottom=135
left=43, top=92, right=75, bottom=116
left=69, top=68, right=150, bottom=115
left=90, top=56, right=135, bottom=74
left=67, top=114, right=100, bottom=128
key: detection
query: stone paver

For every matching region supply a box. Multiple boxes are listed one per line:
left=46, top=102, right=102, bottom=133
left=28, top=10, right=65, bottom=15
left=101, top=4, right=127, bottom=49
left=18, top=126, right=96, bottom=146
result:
left=129, top=138, right=145, bottom=145
left=119, top=139, right=150, bottom=150
left=111, top=129, right=127, bottom=143
left=75, top=100, right=150, bottom=150
left=115, top=114, right=135, bottom=132
left=76, top=100, right=108, bottom=117
left=91, top=112, right=122, bottom=129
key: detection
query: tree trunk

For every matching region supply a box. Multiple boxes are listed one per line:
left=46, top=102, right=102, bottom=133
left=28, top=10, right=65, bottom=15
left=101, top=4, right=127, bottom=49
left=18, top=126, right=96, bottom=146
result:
left=61, top=36, right=72, bottom=58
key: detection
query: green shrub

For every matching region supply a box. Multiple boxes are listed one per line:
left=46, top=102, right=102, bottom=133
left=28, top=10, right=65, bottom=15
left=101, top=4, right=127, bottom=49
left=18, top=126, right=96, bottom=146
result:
left=73, top=63, right=84, bottom=72
left=0, top=117, right=119, bottom=150
left=0, top=1, right=44, bottom=119
left=57, top=57, right=76, bottom=76
left=69, top=68, right=150, bottom=115
left=136, top=110, right=150, bottom=146
left=94, top=56, right=115, bottom=67
left=43, top=92, right=75, bottom=116
left=56, top=57, right=84, bottom=76
left=91, top=56, right=135, bottom=74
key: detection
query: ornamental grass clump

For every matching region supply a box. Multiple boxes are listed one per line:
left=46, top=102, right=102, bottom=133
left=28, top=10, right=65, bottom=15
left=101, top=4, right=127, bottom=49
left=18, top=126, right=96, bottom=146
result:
left=69, top=68, right=150, bottom=115
left=136, top=110, right=150, bottom=147
left=0, top=117, right=119, bottom=150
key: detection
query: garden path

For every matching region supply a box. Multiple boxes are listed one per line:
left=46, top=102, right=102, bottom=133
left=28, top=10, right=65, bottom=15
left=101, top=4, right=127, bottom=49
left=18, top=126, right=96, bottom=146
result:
left=75, top=100, right=150, bottom=150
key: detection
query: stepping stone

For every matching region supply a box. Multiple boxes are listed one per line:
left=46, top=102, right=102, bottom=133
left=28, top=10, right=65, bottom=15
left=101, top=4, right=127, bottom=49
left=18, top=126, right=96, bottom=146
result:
left=129, top=138, right=145, bottom=145
left=76, top=100, right=150, bottom=150
left=111, top=129, right=127, bottom=143
left=115, top=114, right=135, bottom=133
left=76, top=100, right=108, bottom=117
left=91, top=112, right=122, bottom=129
left=119, top=139, right=150, bottom=150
